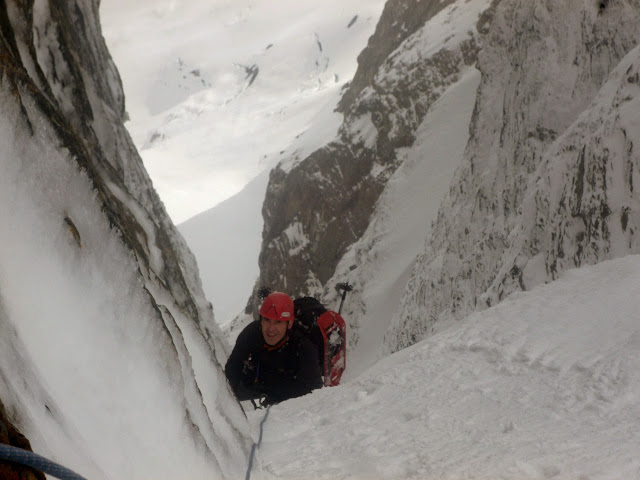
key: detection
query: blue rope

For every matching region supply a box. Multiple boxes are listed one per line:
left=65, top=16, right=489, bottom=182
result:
left=0, top=443, right=87, bottom=480
left=245, top=405, right=270, bottom=480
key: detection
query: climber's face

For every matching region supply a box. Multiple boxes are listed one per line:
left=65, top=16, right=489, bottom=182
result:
left=261, top=316, right=288, bottom=346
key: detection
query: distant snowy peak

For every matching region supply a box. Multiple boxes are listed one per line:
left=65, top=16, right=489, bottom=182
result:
left=386, top=0, right=640, bottom=352
left=141, top=3, right=380, bottom=149
left=146, top=57, right=213, bottom=116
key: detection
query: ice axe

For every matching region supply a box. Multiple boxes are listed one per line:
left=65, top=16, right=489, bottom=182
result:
left=257, top=286, right=272, bottom=300
left=335, top=282, right=352, bottom=314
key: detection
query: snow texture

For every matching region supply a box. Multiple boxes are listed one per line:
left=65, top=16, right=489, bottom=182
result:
left=253, top=256, right=640, bottom=480
left=329, top=66, right=482, bottom=378
left=1, top=2, right=249, bottom=478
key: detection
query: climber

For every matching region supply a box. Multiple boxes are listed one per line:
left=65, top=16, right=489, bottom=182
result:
left=224, top=292, right=323, bottom=407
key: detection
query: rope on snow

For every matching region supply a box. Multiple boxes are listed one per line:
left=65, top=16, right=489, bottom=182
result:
left=0, top=443, right=87, bottom=480
left=245, top=405, right=271, bottom=480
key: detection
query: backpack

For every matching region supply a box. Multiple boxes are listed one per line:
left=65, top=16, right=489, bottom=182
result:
left=293, top=296, right=347, bottom=387
left=293, top=296, right=327, bottom=369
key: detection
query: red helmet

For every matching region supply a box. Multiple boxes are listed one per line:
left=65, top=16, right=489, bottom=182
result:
left=259, top=292, right=294, bottom=328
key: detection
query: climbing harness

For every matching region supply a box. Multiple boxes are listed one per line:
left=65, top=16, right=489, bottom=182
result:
left=0, top=443, right=87, bottom=480
left=245, top=405, right=271, bottom=480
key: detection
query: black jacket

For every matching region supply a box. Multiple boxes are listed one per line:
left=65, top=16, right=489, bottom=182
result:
left=225, top=321, right=323, bottom=404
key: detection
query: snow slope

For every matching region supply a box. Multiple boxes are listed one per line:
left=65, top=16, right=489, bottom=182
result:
left=332, top=65, right=482, bottom=379
left=179, top=170, right=268, bottom=325
left=253, top=256, right=640, bottom=480
left=96, top=2, right=640, bottom=479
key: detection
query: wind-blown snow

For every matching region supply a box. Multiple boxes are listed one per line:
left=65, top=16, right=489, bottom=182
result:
left=347, top=113, right=379, bottom=152
left=0, top=92, right=248, bottom=479
left=253, top=256, right=640, bottom=479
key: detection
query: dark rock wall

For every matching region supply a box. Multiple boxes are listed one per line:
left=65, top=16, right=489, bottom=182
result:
left=0, top=399, right=45, bottom=480
left=337, top=0, right=459, bottom=113
left=250, top=0, right=485, bottom=312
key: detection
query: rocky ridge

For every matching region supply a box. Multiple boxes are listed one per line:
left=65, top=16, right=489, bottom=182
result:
left=252, top=0, right=488, bottom=313
left=386, top=0, right=640, bottom=351
left=252, top=0, right=640, bottom=363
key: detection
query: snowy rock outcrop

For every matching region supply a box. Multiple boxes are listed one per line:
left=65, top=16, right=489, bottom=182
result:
left=252, top=0, right=640, bottom=368
left=386, top=0, right=640, bottom=351
left=484, top=45, right=640, bottom=304
left=253, top=0, right=488, bottom=310
left=0, top=2, right=248, bottom=479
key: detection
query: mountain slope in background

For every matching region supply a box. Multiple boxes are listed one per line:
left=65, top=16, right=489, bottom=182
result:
left=0, top=2, right=248, bottom=478
left=254, top=0, right=489, bottom=306
left=179, top=171, right=268, bottom=325
left=246, top=0, right=640, bottom=375
left=249, top=0, right=491, bottom=360
left=101, top=0, right=387, bottom=224
left=101, top=0, right=387, bottom=326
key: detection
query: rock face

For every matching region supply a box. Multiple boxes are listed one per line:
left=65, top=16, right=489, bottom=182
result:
left=253, top=0, right=640, bottom=363
left=1, top=0, right=221, bottom=349
left=483, top=46, right=640, bottom=303
left=252, top=0, right=485, bottom=311
left=0, top=400, right=45, bottom=480
left=337, top=0, right=459, bottom=113
left=0, top=1, right=247, bottom=478
left=385, top=0, right=640, bottom=351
